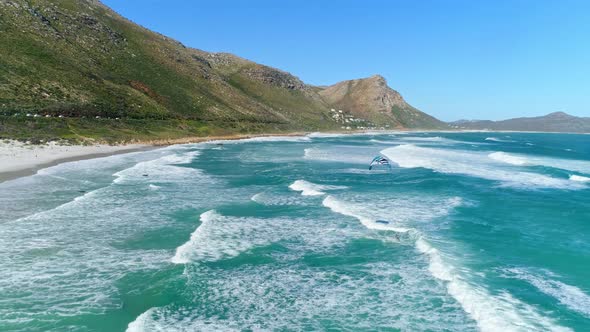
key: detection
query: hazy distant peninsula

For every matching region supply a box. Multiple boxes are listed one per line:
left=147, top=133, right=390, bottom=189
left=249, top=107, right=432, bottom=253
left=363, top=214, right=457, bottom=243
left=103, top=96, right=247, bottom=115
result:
left=450, top=112, right=590, bottom=133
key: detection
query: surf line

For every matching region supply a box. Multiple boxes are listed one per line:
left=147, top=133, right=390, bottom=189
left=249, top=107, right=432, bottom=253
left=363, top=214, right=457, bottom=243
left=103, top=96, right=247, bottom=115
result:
left=320, top=195, right=570, bottom=332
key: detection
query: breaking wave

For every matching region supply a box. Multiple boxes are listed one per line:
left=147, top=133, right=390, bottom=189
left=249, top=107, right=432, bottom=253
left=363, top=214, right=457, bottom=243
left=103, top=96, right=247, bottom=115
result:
left=289, top=180, right=347, bottom=196
left=171, top=210, right=226, bottom=264
left=208, top=136, right=311, bottom=145
left=321, top=195, right=570, bottom=332
left=381, top=145, right=583, bottom=189
left=488, top=152, right=529, bottom=166
left=485, top=137, right=515, bottom=142
left=303, top=147, right=376, bottom=165
left=113, top=151, right=202, bottom=185
left=503, top=268, right=590, bottom=317
left=489, top=152, right=590, bottom=176
left=570, top=175, right=590, bottom=182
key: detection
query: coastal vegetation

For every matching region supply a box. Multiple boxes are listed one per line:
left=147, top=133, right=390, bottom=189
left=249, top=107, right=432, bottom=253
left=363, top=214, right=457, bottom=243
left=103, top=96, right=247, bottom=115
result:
left=0, top=0, right=445, bottom=143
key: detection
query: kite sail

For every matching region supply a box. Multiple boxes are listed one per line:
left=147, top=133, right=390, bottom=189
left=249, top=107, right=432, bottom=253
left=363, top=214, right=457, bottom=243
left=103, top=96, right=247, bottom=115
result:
left=369, top=156, right=391, bottom=170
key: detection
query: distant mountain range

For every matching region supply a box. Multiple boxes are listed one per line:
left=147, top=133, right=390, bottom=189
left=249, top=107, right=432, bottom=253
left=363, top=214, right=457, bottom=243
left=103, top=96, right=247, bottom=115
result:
left=0, top=0, right=445, bottom=143
left=450, top=112, right=590, bottom=133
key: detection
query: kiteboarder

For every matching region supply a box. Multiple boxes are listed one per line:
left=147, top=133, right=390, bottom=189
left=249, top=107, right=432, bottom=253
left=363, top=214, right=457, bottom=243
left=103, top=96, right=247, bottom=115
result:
left=369, top=155, right=391, bottom=170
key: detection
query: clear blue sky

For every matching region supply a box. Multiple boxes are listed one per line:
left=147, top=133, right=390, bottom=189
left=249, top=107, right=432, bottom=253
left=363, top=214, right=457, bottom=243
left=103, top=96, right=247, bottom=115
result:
left=102, top=0, right=590, bottom=121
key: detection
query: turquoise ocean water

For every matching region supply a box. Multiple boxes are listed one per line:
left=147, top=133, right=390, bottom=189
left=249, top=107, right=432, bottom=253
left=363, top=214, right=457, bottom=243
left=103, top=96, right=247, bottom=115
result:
left=1, top=132, right=589, bottom=331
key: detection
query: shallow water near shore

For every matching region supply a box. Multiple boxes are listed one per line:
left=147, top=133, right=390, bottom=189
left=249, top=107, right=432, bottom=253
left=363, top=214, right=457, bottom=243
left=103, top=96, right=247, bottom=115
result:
left=1, top=132, right=589, bottom=331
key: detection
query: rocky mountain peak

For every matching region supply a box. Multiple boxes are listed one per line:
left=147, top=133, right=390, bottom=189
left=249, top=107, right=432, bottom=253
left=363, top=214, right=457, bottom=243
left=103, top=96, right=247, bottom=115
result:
left=318, top=75, right=445, bottom=129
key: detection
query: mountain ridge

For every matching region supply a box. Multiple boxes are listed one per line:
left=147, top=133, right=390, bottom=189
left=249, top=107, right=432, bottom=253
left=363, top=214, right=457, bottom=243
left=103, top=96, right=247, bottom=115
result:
left=320, top=74, right=445, bottom=129
left=0, top=0, right=445, bottom=142
left=450, top=112, right=590, bottom=133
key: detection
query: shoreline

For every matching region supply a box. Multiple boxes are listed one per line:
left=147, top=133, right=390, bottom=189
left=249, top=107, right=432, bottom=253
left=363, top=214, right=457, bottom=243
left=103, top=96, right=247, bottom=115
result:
left=1, top=129, right=586, bottom=184
left=0, top=132, right=307, bottom=184
left=0, top=145, right=153, bottom=183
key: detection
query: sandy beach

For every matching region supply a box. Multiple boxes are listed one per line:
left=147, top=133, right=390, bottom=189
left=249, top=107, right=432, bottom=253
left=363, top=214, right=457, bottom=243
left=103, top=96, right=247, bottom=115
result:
left=0, top=133, right=308, bottom=183
left=0, top=140, right=150, bottom=183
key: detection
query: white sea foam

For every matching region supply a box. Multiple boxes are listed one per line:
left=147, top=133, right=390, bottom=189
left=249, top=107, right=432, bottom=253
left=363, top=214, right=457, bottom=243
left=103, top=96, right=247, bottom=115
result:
left=127, top=309, right=239, bottom=332
left=322, top=196, right=411, bottom=232
left=321, top=194, right=463, bottom=234
left=370, top=138, right=399, bottom=144
left=485, top=137, right=515, bottom=142
left=400, top=136, right=469, bottom=145
left=114, top=151, right=202, bottom=185
left=322, top=194, right=569, bottom=332
left=127, top=306, right=241, bottom=332
left=403, top=136, right=446, bottom=141
left=416, top=240, right=570, bottom=332
left=307, top=132, right=349, bottom=138
left=128, top=257, right=474, bottom=331
left=126, top=307, right=157, bottom=332
left=371, top=136, right=479, bottom=146
left=303, top=147, right=376, bottom=165
left=488, top=152, right=529, bottom=166
left=207, top=136, right=310, bottom=145
left=489, top=151, right=590, bottom=176
left=250, top=192, right=263, bottom=202
left=171, top=210, right=340, bottom=264
left=250, top=192, right=310, bottom=206
left=289, top=180, right=347, bottom=196
left=171, top=210, right=221, bottom=264
left=569, top=175, right=590, bottom=182
left=381, top=145, right=582, bottom=189
left=504, top=268, right=590, bottom=317
left=0, top=181, right=179, bottom=321
left=307, top=131, right=387, bottom=138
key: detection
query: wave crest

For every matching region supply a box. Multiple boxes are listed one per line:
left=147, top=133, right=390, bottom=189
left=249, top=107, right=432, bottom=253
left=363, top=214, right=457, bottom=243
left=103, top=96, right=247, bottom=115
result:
left=381, top=145, right=583, bottom=189
left=289, top=180, right=347, bottom=196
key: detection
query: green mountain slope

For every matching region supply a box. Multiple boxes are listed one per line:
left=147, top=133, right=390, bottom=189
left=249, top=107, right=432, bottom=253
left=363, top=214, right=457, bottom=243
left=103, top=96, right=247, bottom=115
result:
left=0, top=0, right=445, bottom=142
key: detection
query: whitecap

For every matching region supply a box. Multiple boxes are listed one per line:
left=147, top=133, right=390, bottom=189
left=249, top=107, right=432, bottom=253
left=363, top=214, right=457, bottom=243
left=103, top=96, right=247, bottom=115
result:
left=207, top=136, right=310, bottom=145
left=503, top=268, right=590, bottom=317
left=289, top=180, right=347, bottom=196
left=250, top=192, right=309, bottom=206
left=570, top=175, right=590, bottom=182
left=489, top=151, right=590, bottom=175
left=400, top=136, right=468, bottom=144
left=322, top=195, right=411, bottom=233
left=417, top=241, right=572, bottom=332
left=370, top=138, right=399, bottom=144
left=303, top=147, right=376, bottom=165
left=171, top=210, right=340, bottom=264
left=321, top=194, right=570, bottom=332
left=381, top=145, right=582, bottom=189
left=113, top=151, right=202, bottom=185
left=127, top=259, right=473, bottom=331
left=488, top=152, right=529, bottom=166
left=485, top=137, right=515, bottom=142
left=126, top=307, right=157, bottom=332
left=307, top=131, right=389, bottom=139
left=307, top=132, right=349, bottom=138
left=171, top=210, right=221, bottom=264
